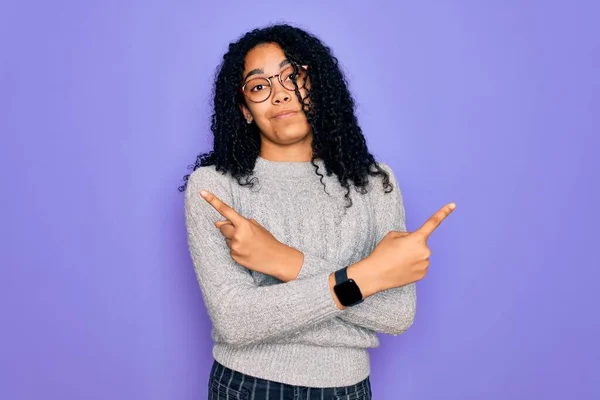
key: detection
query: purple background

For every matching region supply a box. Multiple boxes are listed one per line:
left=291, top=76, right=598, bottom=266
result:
left=2, top=1, right=599, bottom=399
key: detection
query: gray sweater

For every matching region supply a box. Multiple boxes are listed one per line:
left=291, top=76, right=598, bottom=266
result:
left=184, top=156, right=416, bottom=387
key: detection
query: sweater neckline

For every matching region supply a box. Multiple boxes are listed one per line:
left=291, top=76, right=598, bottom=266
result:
left=254, top=156, right=326, bottom=179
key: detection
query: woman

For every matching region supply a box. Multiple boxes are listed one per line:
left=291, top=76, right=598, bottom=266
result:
left=182, top=23, right=455, bottom=400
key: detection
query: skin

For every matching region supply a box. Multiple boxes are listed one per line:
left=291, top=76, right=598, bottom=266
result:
left=239, top=42, right=316, bottom=162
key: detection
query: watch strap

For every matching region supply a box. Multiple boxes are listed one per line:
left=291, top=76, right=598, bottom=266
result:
left=334, top=266, right=348, bottom=285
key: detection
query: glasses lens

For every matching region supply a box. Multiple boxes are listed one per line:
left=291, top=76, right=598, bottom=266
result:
left=244, top=78, right=271, bottom=102
left=280, top=64, right=307, bottom=91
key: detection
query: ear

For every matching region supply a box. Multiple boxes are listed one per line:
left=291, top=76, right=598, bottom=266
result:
left=239, top=103, right=252, bottom=121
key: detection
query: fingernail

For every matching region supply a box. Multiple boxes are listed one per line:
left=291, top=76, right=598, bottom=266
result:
left=449, top=203, right=456, bottom=210
left=200, top=190, right=207, bottom=198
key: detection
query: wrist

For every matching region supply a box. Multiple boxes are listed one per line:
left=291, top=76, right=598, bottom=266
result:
left=329, top=259, right=382, bottom=310
left=273, top=245, right=303, bottom=282
left=346, top=257, right=384, bottom=298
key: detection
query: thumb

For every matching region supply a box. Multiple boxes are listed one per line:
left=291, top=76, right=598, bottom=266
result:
left=215, top=220, right=232, bottom=228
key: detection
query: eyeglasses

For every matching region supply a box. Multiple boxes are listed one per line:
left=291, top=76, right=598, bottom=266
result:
left=241, top=63, right=308, bottom=103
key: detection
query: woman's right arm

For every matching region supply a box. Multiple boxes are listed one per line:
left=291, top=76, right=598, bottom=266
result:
left=185, top=167, right=352, bottom=347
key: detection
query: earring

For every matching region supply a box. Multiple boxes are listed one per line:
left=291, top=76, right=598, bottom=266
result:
left=246, top=117, right=253, bottom=124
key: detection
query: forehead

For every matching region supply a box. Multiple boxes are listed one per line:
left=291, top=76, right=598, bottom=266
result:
left=243, top=43, right=286, bottom=71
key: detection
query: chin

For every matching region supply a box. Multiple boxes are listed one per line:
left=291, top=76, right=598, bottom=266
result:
left=271, top=125, right=312, bottom=142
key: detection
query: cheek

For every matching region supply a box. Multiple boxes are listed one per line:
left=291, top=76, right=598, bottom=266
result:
left=250, top=107, right=274, bottom=131
left=247, top=103, right=268, bottom=120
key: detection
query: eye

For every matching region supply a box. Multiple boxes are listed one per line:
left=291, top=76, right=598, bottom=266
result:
left=250, top=84, right=266, bottom=92
left=245, top=78, right=270, bottom=93
left=285, top=72, right=298, bottom=82
left=282, top=67, right=298, bottom=81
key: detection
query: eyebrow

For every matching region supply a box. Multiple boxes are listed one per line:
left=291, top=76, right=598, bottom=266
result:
left=243, top=59, right=291, bottom=82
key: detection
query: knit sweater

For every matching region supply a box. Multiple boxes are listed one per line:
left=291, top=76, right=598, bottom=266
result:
left=184, top=156, right=416, bottom=388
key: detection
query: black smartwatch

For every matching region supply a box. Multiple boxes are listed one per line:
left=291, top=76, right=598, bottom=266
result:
left=333, top=266, right=364, bottom=307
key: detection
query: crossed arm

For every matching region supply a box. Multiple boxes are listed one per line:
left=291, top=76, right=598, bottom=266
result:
left=284, top=164, right=415, bottom=334
left=185, top=164, right=415, bottom=347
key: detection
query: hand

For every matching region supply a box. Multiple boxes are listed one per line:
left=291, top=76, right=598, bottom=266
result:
left=200, top=190, right=295, bottom=278
left=366, top=202, right=456, bottom=291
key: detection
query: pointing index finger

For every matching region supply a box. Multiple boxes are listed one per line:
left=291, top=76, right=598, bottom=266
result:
left=415, top=202, right=456, bottom=239
left=200, top=190, right=244, bottom=225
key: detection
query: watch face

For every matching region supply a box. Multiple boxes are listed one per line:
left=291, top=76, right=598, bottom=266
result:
left=334, top=279, right=363, bottom=306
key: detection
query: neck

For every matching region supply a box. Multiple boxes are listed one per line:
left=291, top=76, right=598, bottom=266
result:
left=253, top=155, right=325, bottom=180
left=258, top=132, right=315, bottom=162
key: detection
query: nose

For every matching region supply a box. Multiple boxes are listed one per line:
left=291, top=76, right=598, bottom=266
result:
left=271, top=78, right=291, bottom=104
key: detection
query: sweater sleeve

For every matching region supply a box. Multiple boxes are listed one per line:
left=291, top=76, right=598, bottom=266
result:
left=296, top=163, right=416, bottom=336
left=185, top=167, right=345, bottom=347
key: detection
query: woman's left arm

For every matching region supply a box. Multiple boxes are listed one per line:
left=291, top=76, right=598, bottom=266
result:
left=296, top=255, right=416, bottom=336
left=294, top=163, right=416, bottom=336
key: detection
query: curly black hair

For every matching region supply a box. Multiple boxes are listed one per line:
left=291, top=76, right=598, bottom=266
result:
left=179, top=23, right=393, bottom=208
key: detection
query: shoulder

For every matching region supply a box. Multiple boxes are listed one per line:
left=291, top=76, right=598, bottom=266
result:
left=186, top=165, right=233, bottom=194
left=370, top=161, right=400, bottom=192
left=375, top=162, right=395, bottom=178
left=367, top=161, right=404, bottom=205
left=368, top=161, right=407, bottom=230
left=184, top=165, right=237, bottom=212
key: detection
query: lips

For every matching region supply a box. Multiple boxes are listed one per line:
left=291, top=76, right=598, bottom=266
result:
left=272, top=110, right=298, bottom=119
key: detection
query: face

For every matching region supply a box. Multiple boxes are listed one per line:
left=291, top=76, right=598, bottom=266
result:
left=240, top=43, right=312, bottom=153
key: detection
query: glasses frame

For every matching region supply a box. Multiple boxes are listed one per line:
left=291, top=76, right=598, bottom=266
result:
left=240, top=63, right=309, bottom=103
